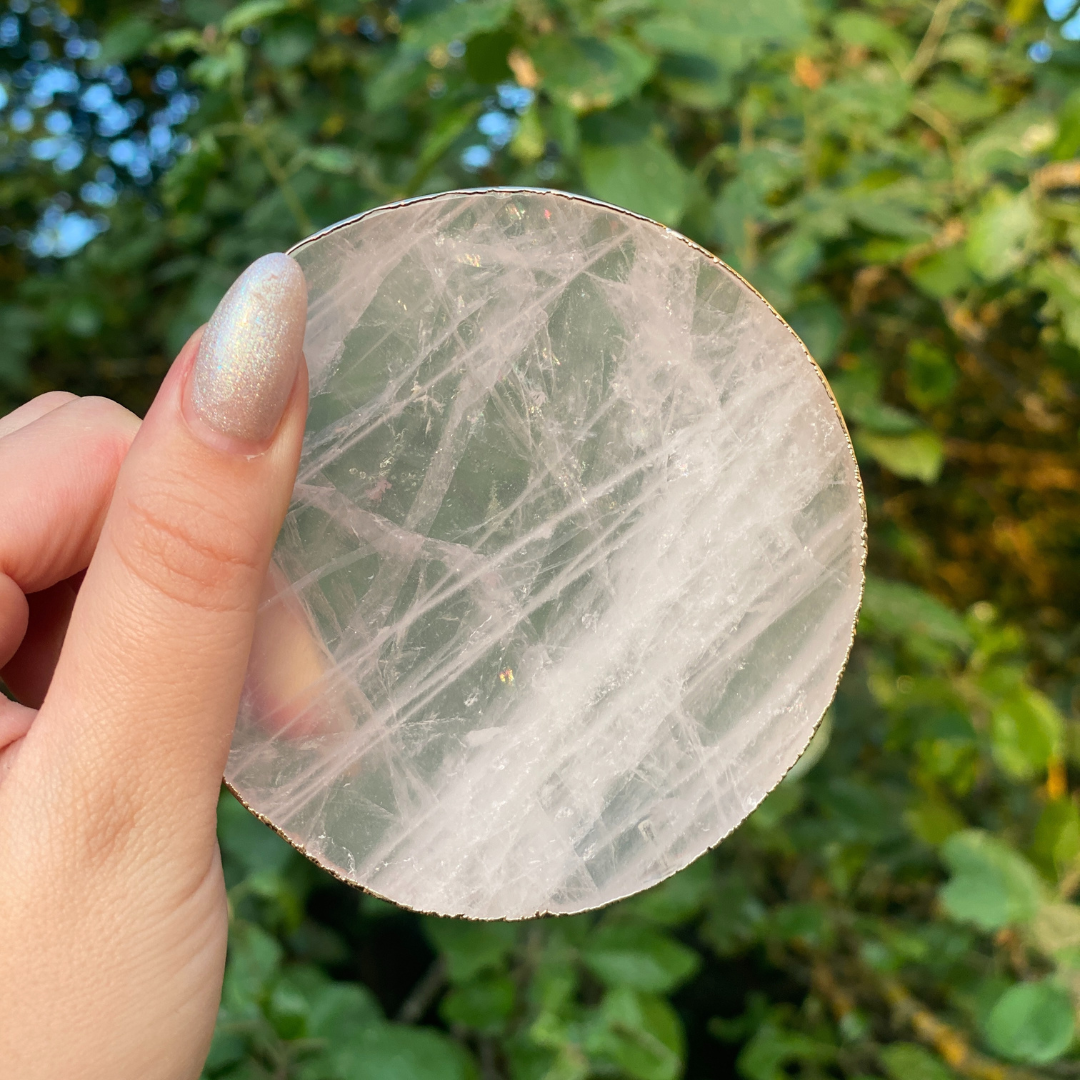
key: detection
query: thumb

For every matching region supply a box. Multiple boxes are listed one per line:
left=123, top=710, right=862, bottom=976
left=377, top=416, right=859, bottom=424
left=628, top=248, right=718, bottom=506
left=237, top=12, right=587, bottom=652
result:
left=33, top=252, right=308, bottom=869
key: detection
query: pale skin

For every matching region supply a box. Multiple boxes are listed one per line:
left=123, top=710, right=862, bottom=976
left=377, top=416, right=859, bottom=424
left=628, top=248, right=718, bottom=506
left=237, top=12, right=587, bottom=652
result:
left=0, top=293, right=308, bottom=1077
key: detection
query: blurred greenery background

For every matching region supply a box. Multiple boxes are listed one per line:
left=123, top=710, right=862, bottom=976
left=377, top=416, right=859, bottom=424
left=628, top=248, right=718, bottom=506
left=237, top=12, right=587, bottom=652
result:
left=3, top=0, right=1080, bottom=1076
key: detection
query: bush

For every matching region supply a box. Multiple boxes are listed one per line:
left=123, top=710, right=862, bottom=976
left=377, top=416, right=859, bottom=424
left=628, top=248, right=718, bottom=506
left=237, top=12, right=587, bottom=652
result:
left=3, top=0, right=1080, bottom=1076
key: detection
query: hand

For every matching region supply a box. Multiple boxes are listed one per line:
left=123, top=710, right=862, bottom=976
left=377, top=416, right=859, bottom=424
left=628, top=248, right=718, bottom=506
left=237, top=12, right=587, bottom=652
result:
left=0, top=254, right=308, bottom=1080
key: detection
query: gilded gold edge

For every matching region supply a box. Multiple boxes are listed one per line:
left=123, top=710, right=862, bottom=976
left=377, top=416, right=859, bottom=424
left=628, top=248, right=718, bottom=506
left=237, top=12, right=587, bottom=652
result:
left=261, top=187, right=868, bottom=919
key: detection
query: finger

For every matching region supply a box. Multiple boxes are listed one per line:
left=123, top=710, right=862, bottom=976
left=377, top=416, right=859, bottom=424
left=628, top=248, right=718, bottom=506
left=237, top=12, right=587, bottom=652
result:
left=0, top=397, right=139, bottom=673
left=0, top=699, right=35, bottom=769
left=243, top=564, right=354, bottom=741
left=35, top=253, right=308, bottom=869
left=1, top=575, right=82, bottom=708
left=0, top=390, right=76, bottom=439
left=0, top=395, right=140, bottom=594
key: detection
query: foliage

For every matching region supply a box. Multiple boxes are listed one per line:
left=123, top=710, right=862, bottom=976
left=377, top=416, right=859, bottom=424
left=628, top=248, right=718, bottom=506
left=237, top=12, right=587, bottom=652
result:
left=3, top=0, right=1080, bottom=1076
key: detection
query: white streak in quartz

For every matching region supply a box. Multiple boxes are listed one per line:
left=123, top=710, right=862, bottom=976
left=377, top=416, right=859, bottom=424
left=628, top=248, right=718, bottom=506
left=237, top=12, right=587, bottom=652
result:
left=227, top=190, right=865, bottom=920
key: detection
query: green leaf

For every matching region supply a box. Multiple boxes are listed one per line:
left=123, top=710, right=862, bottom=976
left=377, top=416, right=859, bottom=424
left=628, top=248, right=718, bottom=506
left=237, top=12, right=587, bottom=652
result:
left=846, top=184, right=933, bottom=240
left=659, top=53, right=733, bottom=110
left=820, top=71, right=911, bottom=134
left=333, top=1024, right=478, bottom=1080
left=402, top=0, right=513, bottom=51
left=832, top=11, right=911, bottom=67
left=188, top=40, right=246, bottom=88
left=269, top=977, right=312, bottom=1040
left=586, top=988, right=685, bottom=1080
left=408, top=101, right=482, bottom=189
left=860, top=577, right=972, bottom=650
left=1006, top=0, right=1044, bottom=23
left=762, top=229, right=822, bottom=292
left=152, top=28, right=205, bottom=56
left=510, top=104, right=544, bottom=163
left=0, top=304, right=38, bottom=389
left=1033, top=798, right=1080, bottom=877
left=939, top=830, right=1044, bottom=931
left=440, top=973, right=516, bottom=1034
left=261, top=18, right=315, bottom=68
left=785, top=710, right=833, bottom=781
left=905, top=795, right=966, bottom=847
left=99, top=16, right=157, bottom=63
left=1052, top=87, right=1080, bottom=160
left=218, top=789, right=296, bottom=878
left=855, top=428, right=945, bottom=484
left=787, top=297, right=845, bottom=366
left=304, top=146, right=360, bottom=174
left=1031, top=256, right=1080, bottom=351
left=638, top=0, right=808, bottom=66
left=463, top=30, right=513, bottom=83
left=365, top=51, right=426, bottom=112
left=880, top=1042, right=956, bottom=1080
left=713, top=175, right=772, bottom=266
left=922, top=77, right=1001, bottom=125
left=965, top=189, right=1036, bottom=283
left=305, top=980, right=384, bottom=1041
left=699, top=874, right=766, bottom=956
left=736, top=1017, right=835, bottom=1080
left=907, top=247, right=977, bottom=299
left=422, top=918, right=517, bottom=982
left=221, top=0, right=289, bottom=35
left=749, top=780, right=805, bottom=830
left=532, top=36, right=655, bottom=113
left=581, top=138, right=688, bottom=225
left=581, top=924, right=700, bottom=993
left=625, top=858, right=714, bottom=927
left=161, top=132, right=223, bottom=212
left=852, top=401, right=923, bottom=435
left=204, top=1025, right=247, bottom=1073
left=990, top=686, right=1064, bottom=780
left=985, top=979, right=1075, bottom=1064
left=771, top=903, right=833, bottom=949
left=1033, top=903, right=1080, bottom=956
left=222, top=921, right=284, bottom=1013
left=961, top=104, right=1054, bottom=185
left=905, top=341, right=958, bottom=409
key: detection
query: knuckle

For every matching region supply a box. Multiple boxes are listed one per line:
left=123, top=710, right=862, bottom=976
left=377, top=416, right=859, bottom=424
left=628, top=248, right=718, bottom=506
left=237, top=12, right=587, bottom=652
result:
left=75, top=395, right=136, bottom=423
left=35, top=390, right=78, bottom=409
left=113, top=482, right=262, bottom=613
left=32, top=396, right=141, bottom=490
left=71, top=395, right=140, bottom=454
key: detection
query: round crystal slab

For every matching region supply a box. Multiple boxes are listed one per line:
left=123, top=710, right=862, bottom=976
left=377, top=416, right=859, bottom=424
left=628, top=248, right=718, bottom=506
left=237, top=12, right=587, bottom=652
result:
left=227, top=189, right=865, bottom=920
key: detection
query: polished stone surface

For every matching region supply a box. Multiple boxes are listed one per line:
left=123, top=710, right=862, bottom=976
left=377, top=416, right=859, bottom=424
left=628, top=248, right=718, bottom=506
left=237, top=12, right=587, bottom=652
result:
left=227, top=189, right=865, bottom=920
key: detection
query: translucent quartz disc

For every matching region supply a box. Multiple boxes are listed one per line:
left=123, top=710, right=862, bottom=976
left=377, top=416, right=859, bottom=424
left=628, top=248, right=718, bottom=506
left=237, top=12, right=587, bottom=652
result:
left=227, top=189, right=865, bottom=920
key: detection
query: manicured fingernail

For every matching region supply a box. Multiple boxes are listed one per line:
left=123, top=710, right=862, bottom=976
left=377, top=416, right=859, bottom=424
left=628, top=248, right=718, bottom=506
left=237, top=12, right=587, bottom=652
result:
left=189, top=253, right=307, bottom=444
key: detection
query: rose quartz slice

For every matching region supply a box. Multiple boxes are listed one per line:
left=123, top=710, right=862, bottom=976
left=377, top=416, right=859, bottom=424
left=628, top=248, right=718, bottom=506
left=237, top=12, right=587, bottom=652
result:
left=227, top=189, right=865, bottom=919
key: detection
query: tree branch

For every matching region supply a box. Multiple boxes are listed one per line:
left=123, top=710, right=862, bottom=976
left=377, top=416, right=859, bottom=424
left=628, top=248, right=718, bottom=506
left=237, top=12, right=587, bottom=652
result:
left=905, top=0, right=962, bottom=84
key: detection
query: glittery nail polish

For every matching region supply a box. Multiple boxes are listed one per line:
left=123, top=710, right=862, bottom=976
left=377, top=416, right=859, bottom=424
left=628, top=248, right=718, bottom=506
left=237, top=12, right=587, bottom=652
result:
left=190, top=253, right=308, bottom=444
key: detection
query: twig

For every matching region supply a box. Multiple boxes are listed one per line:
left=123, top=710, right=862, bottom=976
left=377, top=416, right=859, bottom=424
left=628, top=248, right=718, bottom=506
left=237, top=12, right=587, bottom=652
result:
left=1057, top=857, right=1080, bottom=901
left=396, top=957, right=447, bottom=1023
left=944, top=441, right=1079, bottom=493
left=479, top=1036, right=502, bottom=1080
left=940, top=300, right=1027, bottom=399
left=245, top=122, right=315, bottom=238
left=811, top=961, right=859, bottom=1024
left=805, top=946, right=1042, bottom=1080
left=1032, top=160, right=1080, bottom=198
left=900, top=217, right=966, bottom=273
left=904, top=0, right=962, bottom=84
left=880, top=975, right=1043, bottom=1080
left=908, top=97, right=961, bottom=157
